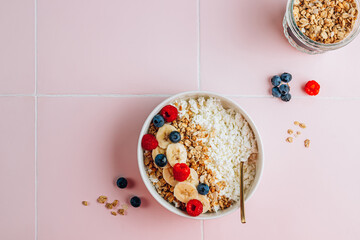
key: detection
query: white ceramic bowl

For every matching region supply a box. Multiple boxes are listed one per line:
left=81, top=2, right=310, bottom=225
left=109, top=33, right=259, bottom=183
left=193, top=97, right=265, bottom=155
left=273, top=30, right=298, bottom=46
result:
left=137, top=91, right=264, bottom=219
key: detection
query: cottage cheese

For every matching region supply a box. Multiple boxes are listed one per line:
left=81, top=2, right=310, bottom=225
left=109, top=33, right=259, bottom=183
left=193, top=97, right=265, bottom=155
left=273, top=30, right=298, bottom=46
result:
left=175, top=97, right=257, bottom=202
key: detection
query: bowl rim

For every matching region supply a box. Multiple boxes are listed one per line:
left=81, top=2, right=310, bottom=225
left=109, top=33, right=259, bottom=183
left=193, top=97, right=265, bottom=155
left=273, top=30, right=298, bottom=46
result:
left=137, top=91, right=264, bottom=220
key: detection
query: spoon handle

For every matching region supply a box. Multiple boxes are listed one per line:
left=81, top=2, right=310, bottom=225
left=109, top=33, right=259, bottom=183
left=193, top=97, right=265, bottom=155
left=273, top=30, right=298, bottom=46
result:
left=240, top=161, right=246, bottom=223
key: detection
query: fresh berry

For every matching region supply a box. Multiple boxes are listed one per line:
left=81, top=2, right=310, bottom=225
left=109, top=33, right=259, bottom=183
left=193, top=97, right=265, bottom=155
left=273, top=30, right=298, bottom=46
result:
left=271, top=75, right=281, bottom=87
left=186, top=199, right=203, bottom=217
left=141, top=134, right=158, bottom=150
left=281, top=93, right=292, bottom=102
left=279, top=84, right=290, bottom=95
left=160, top=105, right=178, bottom=122
left=304, top=80, right=320, bottom=96
left=155, top=154, right=167, bottom=167
left=116, top=177, right=128, bottom=189
left=130, top=196, right=141, bottom=208
left=197, top=183, right=209, bottom=195
left=169, top=131, right=181, bottom=143
left=152, top=114, right=165, bottom=128
left=280, top=72, right=292, bottom=83
left=173, top=163, right=190, bottom=182
left=272, top=87, right=282, bottom=98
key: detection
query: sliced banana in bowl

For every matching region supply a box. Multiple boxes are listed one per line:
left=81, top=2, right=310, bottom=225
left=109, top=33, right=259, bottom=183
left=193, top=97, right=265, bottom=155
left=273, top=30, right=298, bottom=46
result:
left=197, top=195, right=210, bottom=213
left=166, top=143, right=187, bottom=167
left=185, top=168, right=199, bottom=186
left=162, top=165, right=178, bottom=186
left=156, top=124, right=177, bottom=149
left=174, top=182, right=198, bottom=203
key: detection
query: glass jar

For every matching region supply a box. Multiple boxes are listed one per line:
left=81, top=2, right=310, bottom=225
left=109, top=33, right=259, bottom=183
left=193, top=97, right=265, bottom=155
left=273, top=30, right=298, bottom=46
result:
left=283, top=0, right=360, bottom=54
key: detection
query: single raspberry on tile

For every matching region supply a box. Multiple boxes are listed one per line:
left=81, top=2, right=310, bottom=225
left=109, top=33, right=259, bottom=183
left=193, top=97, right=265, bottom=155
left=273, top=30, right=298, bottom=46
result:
left=304, top=80, right=320, bottom=96
left=173, top=163, right=190, bottom=182
left=186, top=199, right=203, bottom=217
left=141, top=134, right=158, bottom=150
left=160, top=105, right=178, bottom=122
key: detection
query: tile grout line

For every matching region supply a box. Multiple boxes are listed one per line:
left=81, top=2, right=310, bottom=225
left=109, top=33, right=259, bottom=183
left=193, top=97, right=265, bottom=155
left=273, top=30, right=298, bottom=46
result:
left=34, top=96, right=38, bottom=240
left=0, top=94, right=35, bottom=97
left=201, top=219, right=204, bottom=240
left=36, top=93, right=173, bottom=97
left=0, top=93, right=360, bottom=100
left=34, top=0, right=38, bottom=239
left=34, top=0, right=37, bottom=97
left=1, top=93, right=360, bottom=100
left=197, top=0, right=201, bottom=91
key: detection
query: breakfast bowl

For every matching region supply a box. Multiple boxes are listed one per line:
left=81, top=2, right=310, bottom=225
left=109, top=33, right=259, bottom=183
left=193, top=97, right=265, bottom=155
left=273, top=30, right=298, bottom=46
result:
left=137, top=91, right=264, bottom=219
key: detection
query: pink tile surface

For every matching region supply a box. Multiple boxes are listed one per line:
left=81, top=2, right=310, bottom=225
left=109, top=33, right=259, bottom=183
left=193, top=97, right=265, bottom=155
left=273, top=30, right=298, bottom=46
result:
left=200, top=0, right=360, bottom=97
left=204, top=98, right=360, bottom=240
left=0, top=0, right=34, bottom=94
left=3, top=0, right=360, bottom=239
left=37, top=97, right=201, bottom=240
left=37, top=0, right=198, bottom=94
left=0, top=97, right=35, bottom=240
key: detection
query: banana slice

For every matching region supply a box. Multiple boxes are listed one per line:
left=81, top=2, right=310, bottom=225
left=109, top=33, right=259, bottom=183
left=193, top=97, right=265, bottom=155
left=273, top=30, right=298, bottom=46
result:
left=162, top=165, right=178, bottom=186
left=174, top=182, right=198, bottom=203
left=166, top=143, right=187, bottom=167
left=156, top=124, right=177, bottom=149
left=152, top=147, right=166, bottom=161
left=186, top=168, right=199, bottom=186
left=197, top=195, right=210, bottom=213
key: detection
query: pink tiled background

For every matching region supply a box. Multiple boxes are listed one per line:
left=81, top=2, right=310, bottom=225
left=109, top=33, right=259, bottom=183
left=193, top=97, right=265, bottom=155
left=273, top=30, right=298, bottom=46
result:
left=1, top=0, right=360, bottom=240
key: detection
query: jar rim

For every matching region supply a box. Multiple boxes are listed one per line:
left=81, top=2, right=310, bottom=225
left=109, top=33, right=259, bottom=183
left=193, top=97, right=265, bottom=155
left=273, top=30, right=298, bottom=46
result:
left=287, top=0, right=360, bottom=48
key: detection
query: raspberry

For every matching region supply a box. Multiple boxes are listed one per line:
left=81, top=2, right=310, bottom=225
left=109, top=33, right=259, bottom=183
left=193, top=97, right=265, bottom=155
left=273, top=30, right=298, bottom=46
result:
left=173, top=163, right=190, bottom=182
left=186, top=199, right=203, bottom=217
left=160, top=105, right=178, bottom=122
left=141, top=134, right=158, bottom=150
left=304, top=80, right=320, bottom=96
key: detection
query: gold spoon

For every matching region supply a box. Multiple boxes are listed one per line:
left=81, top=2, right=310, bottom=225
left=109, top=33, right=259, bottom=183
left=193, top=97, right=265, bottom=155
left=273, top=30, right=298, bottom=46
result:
left=240, top=161, right=246, bottom=223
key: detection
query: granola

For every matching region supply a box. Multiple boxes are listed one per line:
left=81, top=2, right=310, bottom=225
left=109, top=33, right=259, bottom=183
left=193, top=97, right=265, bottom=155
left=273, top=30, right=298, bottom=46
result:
left=105, top=203, right=113, bottom=209
left=97, top=195, right=108, bottom=204
left=293, top=0, right=358, bottom=44
left=111, top=200, right=119, bottom=208
left=287, top=121, right=311, bottom=148
left=117, top=209, right=125, bottom=215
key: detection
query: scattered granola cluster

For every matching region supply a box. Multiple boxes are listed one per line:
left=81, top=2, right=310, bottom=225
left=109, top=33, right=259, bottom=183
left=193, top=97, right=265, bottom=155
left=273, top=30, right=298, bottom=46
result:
left=80, top=195, right=129, bottom=216
left=286, top=121, right=311, bottom=148
left=293, top=0, right=359, bottom=43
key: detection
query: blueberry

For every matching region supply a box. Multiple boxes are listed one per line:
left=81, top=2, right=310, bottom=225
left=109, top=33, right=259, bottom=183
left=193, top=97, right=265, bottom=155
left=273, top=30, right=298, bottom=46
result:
left=281, top=93, right=292, bottom=102
left=272, top=87, right=282, bottom=98
left=197, top=183, right=210, bottom=195
left=155, top=154, right=167, bottom=167
left=271, top=75, right=281, bottom=87
left=130, top=196, right=141, bottom=208
left=116, top=177, right=128, bottom=189
left=280, top=72, right=292, bottom=83
left=169, top=131, right=181, bottom=143
left=152, top=114, right=165, bottom=128
left=279, top=84, right=290, bottom=95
